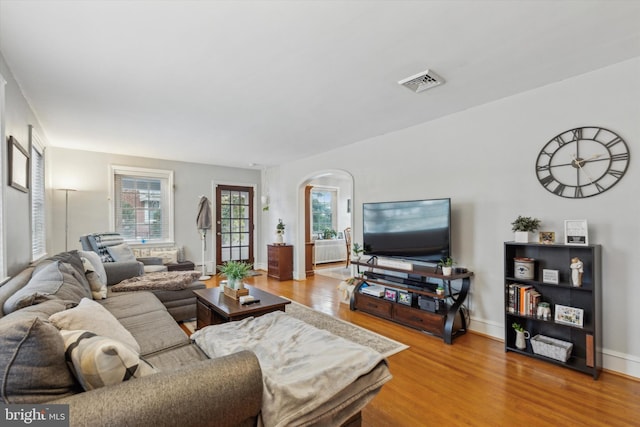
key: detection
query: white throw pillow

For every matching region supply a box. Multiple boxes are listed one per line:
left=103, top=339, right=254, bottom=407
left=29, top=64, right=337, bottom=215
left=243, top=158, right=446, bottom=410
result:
left=49, top=298, right=140, bottom=353
left=79, top=252, right=107, bottom=299
left=60, top=329, right=156, bottom=391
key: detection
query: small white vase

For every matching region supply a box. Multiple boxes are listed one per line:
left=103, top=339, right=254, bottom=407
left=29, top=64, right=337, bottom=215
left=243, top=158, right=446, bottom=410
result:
left=514, top=231, right=530, bottom=243
left=275, top=232, right=284, bottom=244
left=515, top=330, right=530, bottom=350
left=442, top=266, right=453, bottom=276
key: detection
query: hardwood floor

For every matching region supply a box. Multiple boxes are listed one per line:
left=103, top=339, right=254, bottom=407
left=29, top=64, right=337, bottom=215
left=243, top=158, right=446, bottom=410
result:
left=199, top=270, right=640, bottom=427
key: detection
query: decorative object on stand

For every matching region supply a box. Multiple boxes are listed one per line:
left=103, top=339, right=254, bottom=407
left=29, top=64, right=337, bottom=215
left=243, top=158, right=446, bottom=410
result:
left=436, top=286, right=445, bottom=297
left=217, top=260, right=253, bottom=295
left=536, top=302, right=551, bottom=320
left=438, top=256, right=455, bottom=276
left=512, top=322, right=530, bottom=350
left=535, top=126, right=630, bottom=199
left=514, top=257, right=535, bottom=280
left=570, top=257, right=584, bottom=286
left=275, top=219, right=285, bottom=244
left=564, top=219, right=588, bottom=246
left=542, top=268, right=559, bottom=284
left=323, top=228, right=337, bottom=240
left=196, top=195, right=212, bottom=280
left=383, top=288, right=398, bottom=302
left=539, top=231, right=555, bottom=244
left=511, top=215, right=541, bottom=243
left=397, top=290, right=413, bottom=306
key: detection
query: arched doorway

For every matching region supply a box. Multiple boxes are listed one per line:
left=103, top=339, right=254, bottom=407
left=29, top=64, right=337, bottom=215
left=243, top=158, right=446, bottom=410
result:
left=296, top=170, right=354, bottom=279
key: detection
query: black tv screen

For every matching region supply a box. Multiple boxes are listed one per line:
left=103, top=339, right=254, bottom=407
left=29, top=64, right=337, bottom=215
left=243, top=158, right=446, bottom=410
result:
left=363, top=198, right=451, bottom=263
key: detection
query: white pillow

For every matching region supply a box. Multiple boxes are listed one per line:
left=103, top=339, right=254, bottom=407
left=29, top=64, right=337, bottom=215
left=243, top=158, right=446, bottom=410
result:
left=60, top=329, right=156, bottom=391
left=79, top=252, right=107, bottom=299
left=79, top=251, right=107, bottom=285
left=49, top=298, right=140, bottom=353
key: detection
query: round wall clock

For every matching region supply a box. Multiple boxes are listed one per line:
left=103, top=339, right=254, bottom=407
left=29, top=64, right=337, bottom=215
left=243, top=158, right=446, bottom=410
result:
left=535, top=126, right=630, bottom=198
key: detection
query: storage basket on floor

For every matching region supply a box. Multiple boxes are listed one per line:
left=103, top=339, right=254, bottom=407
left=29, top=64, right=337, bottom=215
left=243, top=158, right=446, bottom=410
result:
left=530, top=334, right=573, bottom=362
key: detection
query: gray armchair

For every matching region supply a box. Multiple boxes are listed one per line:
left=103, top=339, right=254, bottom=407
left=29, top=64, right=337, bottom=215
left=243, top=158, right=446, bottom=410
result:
left=79, top=233, right=167, bottom=286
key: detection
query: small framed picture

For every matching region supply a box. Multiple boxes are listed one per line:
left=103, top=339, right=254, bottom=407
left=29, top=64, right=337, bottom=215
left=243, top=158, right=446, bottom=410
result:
left=542, top=269, right=559, bottom=284
left=554, top=304, right=584, bottom=327
left=564, top=220, right=588, bottom=246
left=384, top=288, right=398, bottom=302
left=539, top=231, right=555, bottom=245
left=8, top=136, right=29, bottom=193
left=397, top=290, right=413, bottom=306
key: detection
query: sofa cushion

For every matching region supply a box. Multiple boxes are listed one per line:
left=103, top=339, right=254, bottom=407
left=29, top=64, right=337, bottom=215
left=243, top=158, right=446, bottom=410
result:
left=79, top=250, right=107, bottom=283
left=107, top=244, right=137, bottom=263
left=49, top=298, right=140, bottom=353
left=0, top=267, right=35, bottom=317
left=79, top=252, right=107, bottom=299
left=61, top=330, right=156, bottom=391
left=0, top=316, right=78, bottom=403
left=45, top=250, right=92, bottom=292
left=3, top=261, right=90, bottom=314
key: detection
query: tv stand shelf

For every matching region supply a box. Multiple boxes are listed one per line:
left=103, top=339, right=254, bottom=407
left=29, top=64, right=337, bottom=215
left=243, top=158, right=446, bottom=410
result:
left=350, top=260, right=473, bottom=344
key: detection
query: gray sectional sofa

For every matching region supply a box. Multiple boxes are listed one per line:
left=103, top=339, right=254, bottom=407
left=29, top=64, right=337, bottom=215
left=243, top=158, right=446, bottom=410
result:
left=0, top=250, right=391, bottom=426
left=0, top=251, right=262, bottom=426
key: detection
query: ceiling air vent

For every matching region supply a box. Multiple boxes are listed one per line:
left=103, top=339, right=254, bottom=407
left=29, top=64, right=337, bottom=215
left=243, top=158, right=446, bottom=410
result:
left=398, top=69, right=444, bottom=93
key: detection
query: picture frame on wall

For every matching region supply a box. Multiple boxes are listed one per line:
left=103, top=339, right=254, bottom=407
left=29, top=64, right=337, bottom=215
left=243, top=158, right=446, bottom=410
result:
left=8, top=136, right=29, bottom=193
left=564, top=220, right=588, bottom=246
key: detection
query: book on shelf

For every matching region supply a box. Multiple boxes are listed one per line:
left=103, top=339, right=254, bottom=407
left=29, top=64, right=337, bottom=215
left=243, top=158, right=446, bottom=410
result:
left=507, top=283, right=541, bottom=316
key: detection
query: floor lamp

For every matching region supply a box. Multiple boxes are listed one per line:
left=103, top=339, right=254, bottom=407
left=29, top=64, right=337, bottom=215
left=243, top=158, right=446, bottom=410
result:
left=59, top=188, right=76, bottom=251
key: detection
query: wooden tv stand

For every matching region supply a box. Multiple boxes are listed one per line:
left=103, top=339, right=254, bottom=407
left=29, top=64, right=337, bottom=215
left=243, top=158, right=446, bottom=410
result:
left=350, top=260, right=473, bottom=344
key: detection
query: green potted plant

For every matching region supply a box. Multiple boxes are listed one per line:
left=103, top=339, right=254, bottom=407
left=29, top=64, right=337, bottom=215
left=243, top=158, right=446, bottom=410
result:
left=511, top=215, right=541, bottom=243
left=438, top=256, right=455, bottom=276
left=323, top=228, right=337, bottom=240
left=436, top=285, right=445, bottom=297
left=276, top=219, right=285, bottom=244
left=511, top=322, right=529, bottom=350
left=352, top=242, right=364, bottom=261
left=217, top=260, right=253, bottom=289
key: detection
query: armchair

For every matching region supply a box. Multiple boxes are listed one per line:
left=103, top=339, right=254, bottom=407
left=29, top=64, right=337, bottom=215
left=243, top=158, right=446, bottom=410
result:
left=79, top=233, right=167, bottom=286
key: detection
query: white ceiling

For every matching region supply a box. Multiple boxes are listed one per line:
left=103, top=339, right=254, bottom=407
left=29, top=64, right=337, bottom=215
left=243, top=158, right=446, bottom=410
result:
left=1, top=1, right=640, bottom=169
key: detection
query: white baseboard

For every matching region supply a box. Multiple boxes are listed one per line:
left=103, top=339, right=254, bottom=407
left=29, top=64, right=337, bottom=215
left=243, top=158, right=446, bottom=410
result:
left=469, top=316, right=639, bottom=379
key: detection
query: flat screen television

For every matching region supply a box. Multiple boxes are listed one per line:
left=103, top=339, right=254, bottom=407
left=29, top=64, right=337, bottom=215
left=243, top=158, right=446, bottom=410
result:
left=362, top=198, right=451, bottom=263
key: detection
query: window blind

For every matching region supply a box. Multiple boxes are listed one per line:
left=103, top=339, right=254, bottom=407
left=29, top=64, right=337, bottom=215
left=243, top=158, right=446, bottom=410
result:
left=31, top=137, right=46, bottom=260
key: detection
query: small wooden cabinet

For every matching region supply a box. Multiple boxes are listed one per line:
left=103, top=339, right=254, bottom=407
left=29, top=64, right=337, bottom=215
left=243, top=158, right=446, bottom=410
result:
left=267, top=244, right=293, bottom=281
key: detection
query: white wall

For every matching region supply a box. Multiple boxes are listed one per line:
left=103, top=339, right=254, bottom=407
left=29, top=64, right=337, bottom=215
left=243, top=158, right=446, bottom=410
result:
left=47, top=148, right=262, bottom=269
left=268, top=57, right=640, bottom=378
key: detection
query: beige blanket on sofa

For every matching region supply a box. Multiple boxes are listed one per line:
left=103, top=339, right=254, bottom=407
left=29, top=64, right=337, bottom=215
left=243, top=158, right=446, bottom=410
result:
left=111, top=271, right=201, bottom=291
left=192, top=311, right=385, bottom=427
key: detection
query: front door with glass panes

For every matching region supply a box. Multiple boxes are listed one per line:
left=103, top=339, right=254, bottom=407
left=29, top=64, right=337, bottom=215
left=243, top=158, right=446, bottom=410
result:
left=216, top=185, right=254, bottom=266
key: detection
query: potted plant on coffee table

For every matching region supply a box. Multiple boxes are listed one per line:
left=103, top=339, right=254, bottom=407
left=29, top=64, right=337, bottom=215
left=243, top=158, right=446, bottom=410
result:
left=217, top=260, right=253, bottom=290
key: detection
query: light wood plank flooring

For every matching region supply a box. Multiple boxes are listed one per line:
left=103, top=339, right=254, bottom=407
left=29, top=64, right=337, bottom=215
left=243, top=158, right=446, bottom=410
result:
left=197, top=267, right=639, bottom=427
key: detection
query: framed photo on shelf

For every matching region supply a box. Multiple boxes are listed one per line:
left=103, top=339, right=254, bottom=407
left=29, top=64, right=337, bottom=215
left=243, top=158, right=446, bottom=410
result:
left=542, top=269, right=559, bottom=284
left=539, top=231, right=555, bottom=244
left=554, top=304, right=584, bottom=327
left=8, top=136, right=29, bottom=193
left=397, top=290, right=412, bottom=306
left=564, top=220, right=588, bottom=246
left=383, top=288, right=398, bottom=302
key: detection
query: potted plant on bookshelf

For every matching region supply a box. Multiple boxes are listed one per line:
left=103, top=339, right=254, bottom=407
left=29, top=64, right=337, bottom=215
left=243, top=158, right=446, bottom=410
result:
left=275, top=219, right=285, bottom=244
left=512, top=322, right=530, bottom=350
left=217, top=260, right=253, bottom=290
left=511, top=215, right=541, bottom=243
left=438, top=256, right=455, bottom=276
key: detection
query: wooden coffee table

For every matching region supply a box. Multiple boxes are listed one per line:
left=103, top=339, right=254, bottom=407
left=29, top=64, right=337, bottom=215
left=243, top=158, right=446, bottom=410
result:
left=194, top=285, right=291, bottom=330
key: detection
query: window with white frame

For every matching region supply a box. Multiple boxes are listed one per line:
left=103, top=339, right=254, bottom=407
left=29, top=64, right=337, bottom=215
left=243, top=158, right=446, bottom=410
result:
left=311, top=187, right=337, bottom=237
left=111, top=166, right=174, bottom=243
left=30, top=126, right=46, bottom=261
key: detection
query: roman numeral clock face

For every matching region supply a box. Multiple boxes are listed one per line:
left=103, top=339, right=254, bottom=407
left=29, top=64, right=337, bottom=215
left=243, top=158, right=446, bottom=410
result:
left=536, top=127, right=630, bottom=198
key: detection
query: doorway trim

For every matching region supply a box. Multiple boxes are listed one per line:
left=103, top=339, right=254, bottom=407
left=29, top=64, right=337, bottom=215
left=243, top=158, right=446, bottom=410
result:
left=295, top=169, right=354, bottom=280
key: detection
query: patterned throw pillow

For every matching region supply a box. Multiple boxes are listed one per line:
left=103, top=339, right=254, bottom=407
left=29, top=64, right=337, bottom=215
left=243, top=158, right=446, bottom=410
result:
left=61, top=330, right=156, bottom=391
